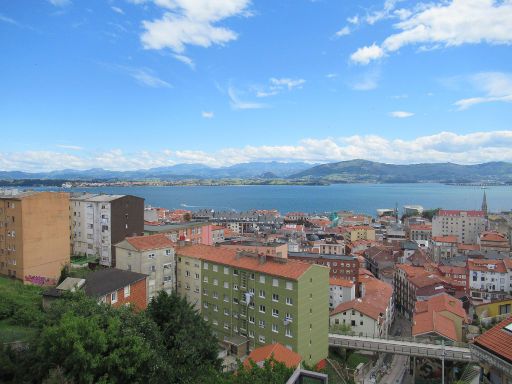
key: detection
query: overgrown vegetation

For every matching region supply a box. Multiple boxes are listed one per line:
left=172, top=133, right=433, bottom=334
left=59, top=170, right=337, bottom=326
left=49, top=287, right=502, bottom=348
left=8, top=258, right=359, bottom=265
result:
left=0, top=284, right=299, bottom=384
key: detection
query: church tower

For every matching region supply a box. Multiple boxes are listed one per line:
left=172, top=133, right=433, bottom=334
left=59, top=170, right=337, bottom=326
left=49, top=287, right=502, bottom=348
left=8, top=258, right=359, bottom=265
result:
left=481, top=190, right=488, bottom=216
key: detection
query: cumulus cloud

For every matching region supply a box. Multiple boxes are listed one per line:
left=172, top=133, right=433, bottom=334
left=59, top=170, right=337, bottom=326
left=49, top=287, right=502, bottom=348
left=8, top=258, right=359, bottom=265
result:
left=140, top=0, right=251, bottom=53
left=334, top=26, right=350, bottom=37
left=351, top=0, right=512, bottom=65
left=201, top=111, right=214, bottom=118
left=4, top=131, right=512, bottom=171
left=454, top=72, right=512, bottom=110
left=350, top=43, right=385, bottom=65
left=389, top=111, right=414, bottom=118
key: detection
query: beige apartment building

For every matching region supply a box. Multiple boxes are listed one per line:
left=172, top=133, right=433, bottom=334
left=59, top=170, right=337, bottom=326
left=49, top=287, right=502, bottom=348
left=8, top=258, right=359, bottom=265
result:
left=0, top=190, right=70, bottom=284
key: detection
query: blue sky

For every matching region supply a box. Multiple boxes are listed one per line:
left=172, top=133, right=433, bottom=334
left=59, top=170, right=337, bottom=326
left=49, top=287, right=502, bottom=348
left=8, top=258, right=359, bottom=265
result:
left=1, top=0, right=512, bottom=171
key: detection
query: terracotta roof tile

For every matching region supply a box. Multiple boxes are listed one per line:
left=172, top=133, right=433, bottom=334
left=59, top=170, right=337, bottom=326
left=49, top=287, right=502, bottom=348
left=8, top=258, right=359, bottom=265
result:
left=123, top=234, right=174, bottom=251
left=474, top=317, right=512, bottom=363
left=244, top=343, right=302, bottom=369
left=412, top=311, right=458, bottom=341
left=432, top=236, right=458, bottom=243
left=467, top=258, right=509, bottom=274
left=329, top=278, right=354, bottom=288
left=176, top=244, right=317, bottom=280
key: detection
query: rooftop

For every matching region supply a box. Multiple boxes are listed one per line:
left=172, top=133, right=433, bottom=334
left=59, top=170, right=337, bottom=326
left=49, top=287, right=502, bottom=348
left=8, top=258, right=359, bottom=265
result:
left=85, top=268, right=147, bottom=297
left=118, top=234, right=174, bottom=251
left=437, top=210, right=485, bottom=217
left=329, top=278, right=354, bottom=288
left=474, top=316, right=512, bottom=364
left=176, top=245, right=319, bottom=280
left=288, top=252, right=356, bottom=261
left=244, top=343, right=302, bottom=369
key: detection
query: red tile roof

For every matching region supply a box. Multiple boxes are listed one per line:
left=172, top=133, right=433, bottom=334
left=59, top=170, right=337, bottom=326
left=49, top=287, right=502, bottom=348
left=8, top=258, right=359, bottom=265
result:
left=474, top=317, right=512, bottom=363
left=331, top=275, right=392, bottom=320
left=412, top=311, right=458, bottom=341
left=176, top=244, right=318, bottom=280
left=244, top=343, right=302, bottom=369
left=409, top=224, right=432, bottom=231
left=480, top=231, right=508, bottom=242
left=329, top=278, right=354, bottom=288
left=467, top=258, right=509, bottom=274
left=414, top=293, right=467, bottom=321
left=457, top=243, right=480, bottom=251
left=123, top=234, right=174, bottom=251
left=432, top=236, right=458, bottom=244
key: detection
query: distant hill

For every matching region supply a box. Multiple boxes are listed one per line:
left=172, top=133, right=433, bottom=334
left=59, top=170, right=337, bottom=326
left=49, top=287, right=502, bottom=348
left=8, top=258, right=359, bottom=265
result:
left=289, top=160, right=512, bottom=183
left=0, top=161, right=312, bottom=181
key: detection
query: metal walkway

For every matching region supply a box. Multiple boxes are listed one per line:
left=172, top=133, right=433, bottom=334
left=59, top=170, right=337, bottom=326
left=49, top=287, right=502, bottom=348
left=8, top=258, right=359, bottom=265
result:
left=328, top=333, right=474, bottom=362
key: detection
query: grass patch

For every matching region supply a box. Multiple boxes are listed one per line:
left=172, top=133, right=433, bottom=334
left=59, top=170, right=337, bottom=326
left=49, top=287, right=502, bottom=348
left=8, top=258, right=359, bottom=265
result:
left=0, top=276, right=45, bottom=329
left=346, top=353, right=369, bottom=370
left=0, top=319, right=36, bottom=343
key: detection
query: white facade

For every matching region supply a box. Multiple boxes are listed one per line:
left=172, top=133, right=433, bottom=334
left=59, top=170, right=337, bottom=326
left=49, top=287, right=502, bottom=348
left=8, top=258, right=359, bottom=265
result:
left=329, top=282, right=355, bottom=309
left=330, top=306, right=384, bottom=337
left=432, top=211, right=487, bottom=244
left=468, top=261, right=512, bottom=302
left=70, top=195, right=114, bottom=266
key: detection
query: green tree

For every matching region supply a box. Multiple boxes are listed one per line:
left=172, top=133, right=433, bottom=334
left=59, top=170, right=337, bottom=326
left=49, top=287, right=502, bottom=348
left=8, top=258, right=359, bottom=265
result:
left=228, top=357, right=294, bottom=384
left=29, top=293, right=168, bottom=384
left=147, top=291, right=222, bottom=383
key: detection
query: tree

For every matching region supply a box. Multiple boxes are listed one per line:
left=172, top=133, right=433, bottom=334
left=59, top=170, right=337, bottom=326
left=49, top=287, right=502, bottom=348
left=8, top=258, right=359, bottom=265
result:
left=147, top=291, right=222, bottom=383
left=29, top=293, right=168, bottom=384
left=228, top=357, right=294, bottom=384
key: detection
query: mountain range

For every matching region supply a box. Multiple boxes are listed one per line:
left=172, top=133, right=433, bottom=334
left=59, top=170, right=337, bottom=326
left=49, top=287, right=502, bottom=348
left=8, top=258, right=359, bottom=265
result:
left=1, top=160, right=512, bottom=184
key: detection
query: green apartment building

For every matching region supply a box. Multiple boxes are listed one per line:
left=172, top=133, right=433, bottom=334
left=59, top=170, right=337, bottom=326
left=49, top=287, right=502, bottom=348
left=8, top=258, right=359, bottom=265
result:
left=176, top=244, right=329, bottom=365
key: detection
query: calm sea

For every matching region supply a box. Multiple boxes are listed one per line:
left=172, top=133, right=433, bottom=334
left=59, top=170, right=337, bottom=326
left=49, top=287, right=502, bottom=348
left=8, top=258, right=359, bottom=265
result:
left=33, top=183, right=512, bottom=215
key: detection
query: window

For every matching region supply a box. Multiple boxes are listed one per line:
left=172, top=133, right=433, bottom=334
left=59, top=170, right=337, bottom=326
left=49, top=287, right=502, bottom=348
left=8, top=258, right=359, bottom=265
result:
left=204, top=262, right=209, bottom=270
left=233, top=297, right=239, bottom=304
left=259, top=290, right=266, bottom=299
left=259, top=305, right=266, bottom=313
left=111, top=292, right=118, bottom=303
left=185, top=271, right=191, bottom=277
left=351, top=320, right=356, bottom=326
left=272, top=293, right=279, bottom=302
left=204, top=302, right=209, bottom=309
left=233, top=269, right=238, bottom=276
left=203, top=276, right=208, bottom=283
left=286, top=281, right=293, bottom=290
left=148, top=253, right=155, bottom=259
left=249, top=330, right=254, bottom=338
left=249, top=316, right=255, bottom=324
left=250, top=273, right=255, bottom=280
left=149, top=265, right=156, bottom=273
left=224, top=282, right=229, bottom=289
left=213, top=265, right=218, bottom=272
left=272, top=324, right=278, bottom=333
left=124, top=285, right=130, bottom=298
left=259, top=320, right=265, bottom=328
left=224, top=323, right=229, bottom=330
left=213, top=279, right=218, bottom=286
left=285, top=313, right=293, bottom=322
left=195, top=273, right=199, bottom=280
left=259, top=335, right=266, bottom=343
left=285, top=328, right=292, bottom=337
left=213, top=304, right=218, bottom=312
left=224, top=267, right=229, bottom=275
left=272, top=308, right=279, bottom=318
left=259, top=275, right=266, bottom=284
left=233, top=284, right=239, bottom=291
left=272, top=278, right=279, bottom=287
left=213, top=292, right=218, bottom=299
left=166, top=249, right=172, bottom=255
left=213, top=320, right=218, bottom=326
left=286, top=297, right=293, bottom=306
left=224, top=308, right=230, bottom=316
left=203, top=288, right=207, bottom=296
left=223, top=294, right=229, bottom=302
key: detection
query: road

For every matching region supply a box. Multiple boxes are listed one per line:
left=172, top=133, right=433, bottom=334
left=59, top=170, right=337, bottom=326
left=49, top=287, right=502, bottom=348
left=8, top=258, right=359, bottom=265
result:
left=378, top=354, right=408, bottom=384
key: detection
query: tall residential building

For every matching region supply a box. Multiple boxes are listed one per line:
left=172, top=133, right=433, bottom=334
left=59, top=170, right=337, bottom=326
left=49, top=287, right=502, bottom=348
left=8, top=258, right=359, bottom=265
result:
left=467, top=258, right=512, bottom=303
left=175, top=244, right=329, bottom=365
left=0, top=190, right=70, bottom=284
left=115, top=234, right=176, bottom=300
left=70, top=194, right=144, bottom=267
left=432, top=210, right=487, bottom=244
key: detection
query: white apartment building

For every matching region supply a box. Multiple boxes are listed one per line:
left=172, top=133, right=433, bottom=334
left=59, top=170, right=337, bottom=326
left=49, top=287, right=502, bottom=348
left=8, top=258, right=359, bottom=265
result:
left=115, top=234, right=176, bottom=300
left=70, top=193, right=144, bottom=266
left=468, top=258, right=512, bottom=302
left=329, top=278, right=355, bottom=309
left=432, top=210, right=487, bottom=245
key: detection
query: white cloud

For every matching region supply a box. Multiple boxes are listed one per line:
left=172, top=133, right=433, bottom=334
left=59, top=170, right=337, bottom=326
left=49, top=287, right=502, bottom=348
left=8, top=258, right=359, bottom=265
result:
left=140, top=0, right=251, bottom=53
left=201, top=111, right=214, bottom=118
left=228, top=87, right=267, bottom=110
left=4, top=131, right=512, bottom=171
left=254, top=78, right=306, bottom=98
left=350, top=43, right=385, bottom=65
left=48, top=0, right=71, bottom=6
left=0, top=14, right=17, bottom=25
left=454, top=72, right=512, bottom=110
left=57, top=145, right=83, bottom=150
left=347, top=15, right=359, bottom=25
left=326, top=73, right=338, bottom=79
left=351, top=0, right=512, bottom=65
left=389, top=111, right=414, bottom=118
left=173, top=54, right=195, bottom=68
left=128, top=68, right=171, bottom=88
left=334, top=26, right=350, bottom=37
left=111, top=6, right=125, bottom=14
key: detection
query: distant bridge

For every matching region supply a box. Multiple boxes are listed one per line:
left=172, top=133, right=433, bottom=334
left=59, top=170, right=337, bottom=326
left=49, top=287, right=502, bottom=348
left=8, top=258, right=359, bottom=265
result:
left=328, top=333, right=474, bottom=362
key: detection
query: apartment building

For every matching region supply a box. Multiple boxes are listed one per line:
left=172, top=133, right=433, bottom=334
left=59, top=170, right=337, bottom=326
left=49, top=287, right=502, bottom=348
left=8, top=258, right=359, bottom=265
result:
left=330, top=275, right=393, bottom=337
left=478, top=231, right=510, bottom=256
left=329, top=278, right=355, bottom=309
left=467, top=258, right=512, bottom=302
left=429, top=235, right=458, bottom=262
left=115, top=234, right=176, bottom=300
left=408, top=224, right=432, bottom=241
left=342, top=226, right=376, bottom=242
left=175, top=244, right=329, bottom=365
left=0, top=190, right=70, bottom=284
left=70, top=194, right=144, bottom=267
left=144, top=221, right=213, bottom=245
left=211, top=225, right=225, bottom=244
left=432, top=210, right=487, bottom=244
left=288, top=252, right=360, bottom=281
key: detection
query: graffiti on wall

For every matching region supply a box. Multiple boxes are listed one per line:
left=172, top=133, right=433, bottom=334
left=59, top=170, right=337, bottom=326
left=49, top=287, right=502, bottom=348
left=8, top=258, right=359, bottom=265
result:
left=25, top=275, right=57, bottom=286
